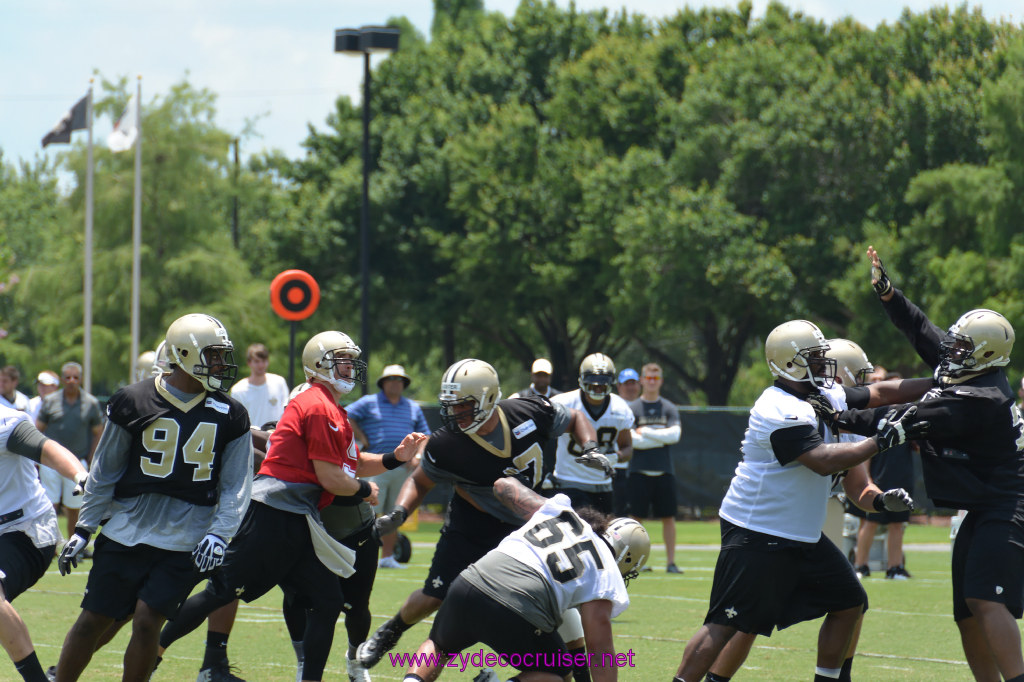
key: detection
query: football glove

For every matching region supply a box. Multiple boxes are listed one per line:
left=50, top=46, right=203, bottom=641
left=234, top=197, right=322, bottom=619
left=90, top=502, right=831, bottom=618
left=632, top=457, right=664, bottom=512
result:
left=575, top=441, right=613, bottom=477
left=874, top=405, right=929, bottom=452
left=72, top=471, right=88, bottom=497
left=58, top=529, right=92, bottom=576
left=192, top=534, right=227, bottom=573
left=374, top=505, right=408, bottom=539
left=871, top=256, right=893, bottom=299
left=805, top=392, right=837, bottom=426
left=874, top=488, right=915, bottom=512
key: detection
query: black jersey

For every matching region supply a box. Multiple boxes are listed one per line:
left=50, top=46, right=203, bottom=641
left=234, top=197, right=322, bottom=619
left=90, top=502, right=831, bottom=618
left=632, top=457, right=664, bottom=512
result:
left=421, top=395, right=560, bottom=526
left=109, top=377, right=251, bottom=506
left=842, top=289, right=1024, bottom=512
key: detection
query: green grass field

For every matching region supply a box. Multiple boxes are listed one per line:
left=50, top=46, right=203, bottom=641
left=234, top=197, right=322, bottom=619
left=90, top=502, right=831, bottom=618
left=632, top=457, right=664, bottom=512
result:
left=17, top=520, right=995, bottom=680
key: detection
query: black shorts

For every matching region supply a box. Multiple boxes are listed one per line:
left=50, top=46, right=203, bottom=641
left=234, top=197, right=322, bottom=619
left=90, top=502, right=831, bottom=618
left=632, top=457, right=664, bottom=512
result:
left=82, top=534, right=199, bottom=620
left=430, top=575, right=570, bottom=676
left=0, top=531, right=55, bottom=601
left=423, top=518, right=514, bottom=600
left=338, top=522, right=378, bottom=615
left=951, top=510, right=1024, bottom=621
left=612, top=468, right=630, bottom=517
left=705, top=520, right=867, bottom=637
left=628, top=473, right=677, bottom=519
left=845, top=500, right=910, bottom=524
left=208, top=502, right=344, bottom=613
left=556, top=487, right=613, bottom=515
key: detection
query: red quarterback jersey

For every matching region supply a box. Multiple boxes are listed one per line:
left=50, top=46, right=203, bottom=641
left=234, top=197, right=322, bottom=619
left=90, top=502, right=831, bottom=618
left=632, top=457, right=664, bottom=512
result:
left=260, top=382, right=359, bottom=509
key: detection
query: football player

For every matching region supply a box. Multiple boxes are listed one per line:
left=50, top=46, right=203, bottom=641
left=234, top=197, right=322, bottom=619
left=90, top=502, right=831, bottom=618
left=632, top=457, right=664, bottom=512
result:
left=357, top=359, right=602, bottom=671
left=402, top=476, right=648, bottom=682
left=0, top=405, right=87, bottom=682
left=157, top=330, right=427, bottom=682
left=674, top=320, right=930, bottom=682
left=552, top=354, right=634, bottom=515
left=54, top=314, right=253, bottom=682
left=831, top=247, right=1024, bottom=682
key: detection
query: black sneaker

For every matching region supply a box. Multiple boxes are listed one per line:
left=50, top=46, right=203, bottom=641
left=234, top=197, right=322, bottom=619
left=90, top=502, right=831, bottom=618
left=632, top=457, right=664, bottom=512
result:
left=666, top=563, right=683, bottom=574
left=46, top=666, right=57, bottom=682
left=196, top=660, right=246, bottom=682
left=356, top=620, right=403, bottom=669
left=886, top=565, right=912, bottom=580
left=854, top=564, right=870, bottom=579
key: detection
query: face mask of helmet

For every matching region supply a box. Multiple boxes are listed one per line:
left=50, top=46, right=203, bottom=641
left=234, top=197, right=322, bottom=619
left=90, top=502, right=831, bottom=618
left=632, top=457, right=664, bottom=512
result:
left=581, top=371, right=614, bottom=401
left=603, top=518, right=651, bottom=585
left=318, top=350, right=367, bottom=395
left=439, top=394, right=489, bottom=434
left=437, top=360, right=502, bottom=435
left=165, top=314, right=238, bottom=392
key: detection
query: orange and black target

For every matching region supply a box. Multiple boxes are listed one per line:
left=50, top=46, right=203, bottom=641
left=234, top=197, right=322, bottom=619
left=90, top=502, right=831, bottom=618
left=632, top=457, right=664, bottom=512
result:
left=270, top=270, right=320, bottom=321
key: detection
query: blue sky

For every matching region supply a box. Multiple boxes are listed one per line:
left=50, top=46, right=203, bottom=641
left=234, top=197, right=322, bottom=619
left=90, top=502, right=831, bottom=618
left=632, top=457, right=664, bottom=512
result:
left=1, top=0, right=1020, bottom=168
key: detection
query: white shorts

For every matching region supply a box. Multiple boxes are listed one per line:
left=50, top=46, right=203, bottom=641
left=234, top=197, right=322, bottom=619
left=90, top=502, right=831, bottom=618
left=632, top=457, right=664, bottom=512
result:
left=38, top=460, right=87, bottom=509
left=366, top=466, right=413, bottom=514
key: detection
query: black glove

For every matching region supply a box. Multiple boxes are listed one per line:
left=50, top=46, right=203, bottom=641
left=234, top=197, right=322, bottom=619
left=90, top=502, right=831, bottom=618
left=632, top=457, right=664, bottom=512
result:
left=873, top=488, right=915, bottom=512
left=872, top=256, right=893, bottom=298
left=58, top=529, right=92, bottom=576
left=374, top=505, right=408, bottom=539
left=874, top=405, right=929, bottom=452
left=575, top=440, right=613, bottom=477
left=805, top=392, right=837, bottom=428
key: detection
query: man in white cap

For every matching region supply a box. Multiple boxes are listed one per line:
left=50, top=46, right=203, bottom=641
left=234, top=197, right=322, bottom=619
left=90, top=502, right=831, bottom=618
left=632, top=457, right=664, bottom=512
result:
left=347, top=364, right=432, bottom=568
left=510, top=358, right=562, bottom=399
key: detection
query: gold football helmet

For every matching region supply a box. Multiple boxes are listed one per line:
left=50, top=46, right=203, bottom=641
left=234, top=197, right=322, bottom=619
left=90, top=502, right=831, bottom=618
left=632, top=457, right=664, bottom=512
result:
left=939, top=309, right=1015, bottom=384
left=604, top=517, right=651, bottom=583
left=827, top=338, right=874, bottom=387
left=765, top=320, right=835, bottom=388
left=165, top=314, right=237, bottom=392
left=439, top=359, right=502, bottom=435
left=579, top=353, right=616, bottom=401
left=302, top=331, right=366, bottom=395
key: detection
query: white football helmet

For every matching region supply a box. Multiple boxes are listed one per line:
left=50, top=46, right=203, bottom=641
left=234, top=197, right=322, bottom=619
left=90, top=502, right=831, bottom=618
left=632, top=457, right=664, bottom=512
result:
left=604, top=518, right=650, bottom=583
left=765, top=320, right=835, bottom=389
left=579, top=353, right=616, bottom=401
left=827, top=338, right=873, bottom=387
left=439, top=359, right=502, bottom=435
left=165, top=314, right=238, bottom=392
left=938, top=309, right=1015, bottom=384
left=302, top=331, right=366, bottom=395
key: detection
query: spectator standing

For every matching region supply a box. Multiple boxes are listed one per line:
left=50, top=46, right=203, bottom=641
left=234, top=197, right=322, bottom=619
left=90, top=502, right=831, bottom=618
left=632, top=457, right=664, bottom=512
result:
left=628, top=363, right=683, bottom=573
left=0, top=366, right=30, bottom=411
left=347, top=364, right=432, bottom=569
left=230, top=343, right=289, bottom=428
left=35, top=362, right=103, bottom=541
left=509, top=358, right=563, bottom=399
left=27, top=371, right=60, bottom=423
left=613, top=368, right=640, bottom=516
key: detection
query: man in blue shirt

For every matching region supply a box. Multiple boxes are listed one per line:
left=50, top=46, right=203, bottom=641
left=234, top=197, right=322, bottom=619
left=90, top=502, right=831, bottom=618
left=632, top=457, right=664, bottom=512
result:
left=347, top=365, right=431, bottom=568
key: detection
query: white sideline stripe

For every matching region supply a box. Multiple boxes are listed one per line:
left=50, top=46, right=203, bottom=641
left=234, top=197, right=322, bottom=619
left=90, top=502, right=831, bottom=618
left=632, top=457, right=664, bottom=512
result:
left=412, top=541, right=952, bottom=552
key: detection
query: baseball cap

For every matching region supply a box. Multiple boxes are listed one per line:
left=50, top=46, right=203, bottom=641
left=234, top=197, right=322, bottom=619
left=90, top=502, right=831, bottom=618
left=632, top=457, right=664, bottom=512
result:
left=377, top=364, right=411, bottom=389
left=618, top=368, right=639, bottom=383
left=531, top=359, right=553, bottom=374
left=37, top=372, right=60, bottom=387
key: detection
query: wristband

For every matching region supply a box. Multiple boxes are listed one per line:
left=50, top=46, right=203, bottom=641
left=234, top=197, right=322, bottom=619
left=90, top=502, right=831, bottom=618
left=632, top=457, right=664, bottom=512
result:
left=872, top=495, right=886, bottom=512
left=73, top=526, right=93, bottom=542
left=356, top=479, right=373, bottom=499
left=381, top=450, right=402, bottom=470
left=392, top=505, right=408, bottom=523
left=581, top=440, right=599, bottom=452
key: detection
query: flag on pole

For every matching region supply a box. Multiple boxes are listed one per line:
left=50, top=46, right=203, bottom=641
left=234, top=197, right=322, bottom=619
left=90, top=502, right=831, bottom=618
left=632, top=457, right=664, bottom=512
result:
left=41, top=95, right=88, bottom=148
left=108, top=95, right=139, bottom=152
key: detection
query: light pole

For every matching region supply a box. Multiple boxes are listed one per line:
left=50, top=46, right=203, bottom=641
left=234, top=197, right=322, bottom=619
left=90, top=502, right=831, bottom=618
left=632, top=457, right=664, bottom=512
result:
left=335, top=25, right=399, bottom=393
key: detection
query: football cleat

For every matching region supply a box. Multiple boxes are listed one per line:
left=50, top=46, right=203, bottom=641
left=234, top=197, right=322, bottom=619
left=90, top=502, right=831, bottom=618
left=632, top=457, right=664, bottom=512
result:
left=356, top=620, right=404, bottom=668
left=347, top=655, right=371, bottom=682
left=196, top=660, right=246, bottom=682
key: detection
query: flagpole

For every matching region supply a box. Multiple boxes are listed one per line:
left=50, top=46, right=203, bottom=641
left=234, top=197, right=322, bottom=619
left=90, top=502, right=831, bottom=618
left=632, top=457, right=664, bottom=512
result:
left=84, top=81, right=94, bottom=394
left=130, top=76, right=142, bottom=384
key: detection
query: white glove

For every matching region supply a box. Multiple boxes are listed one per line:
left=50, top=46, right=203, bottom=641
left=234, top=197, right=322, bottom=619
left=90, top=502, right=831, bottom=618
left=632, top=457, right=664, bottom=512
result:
left=876, top=488, right=915, bottom=512
left=72, top=472, right=88, bottom=497
left=193, top=534, right=227, bottom=573
left=575, top=443, right=613, bottom=477
left=58, top=531, right=91, bottom=576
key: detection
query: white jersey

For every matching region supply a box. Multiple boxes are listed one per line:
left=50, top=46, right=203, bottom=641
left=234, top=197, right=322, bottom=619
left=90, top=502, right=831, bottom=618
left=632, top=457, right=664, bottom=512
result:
left=0, top=405, right=61, bottom=547
left=0, top=390, right=30, bottom=412
left=496, top=494, right=629, bottom=619
left=230, top=373, right=289, bottom=428
left=719, top=384, right=846, bottom=543
left=552, top=390, right=634, bottom=487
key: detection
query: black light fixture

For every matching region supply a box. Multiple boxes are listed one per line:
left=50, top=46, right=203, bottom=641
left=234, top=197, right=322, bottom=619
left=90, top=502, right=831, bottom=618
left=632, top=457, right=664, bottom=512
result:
left=334, top=25, right=399, bottom=393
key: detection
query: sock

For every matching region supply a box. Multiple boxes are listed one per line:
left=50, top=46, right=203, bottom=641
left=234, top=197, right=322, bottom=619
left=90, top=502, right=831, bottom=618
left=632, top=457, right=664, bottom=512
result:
left=152, top=656, right=163, bottom=675
left=201, top=631, right=230, bottom=668
left=292, top=639, right=304, bottom=663
left=14, top=651, right=47, bottom=682
left=814, top=666, right=842, bottom=680
left=838, top=656, right=852, bottom=682
left=1005, top=675, right=1024, bottom=682
left=347, top=642, right=359, bottom=660
left=706, top=673, right=731, bottom=681
left=390, top=612, right=413, bottom=634
left=403, top=675, right=426, bottom=682
left=568, top=645, right=591, bottom=682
